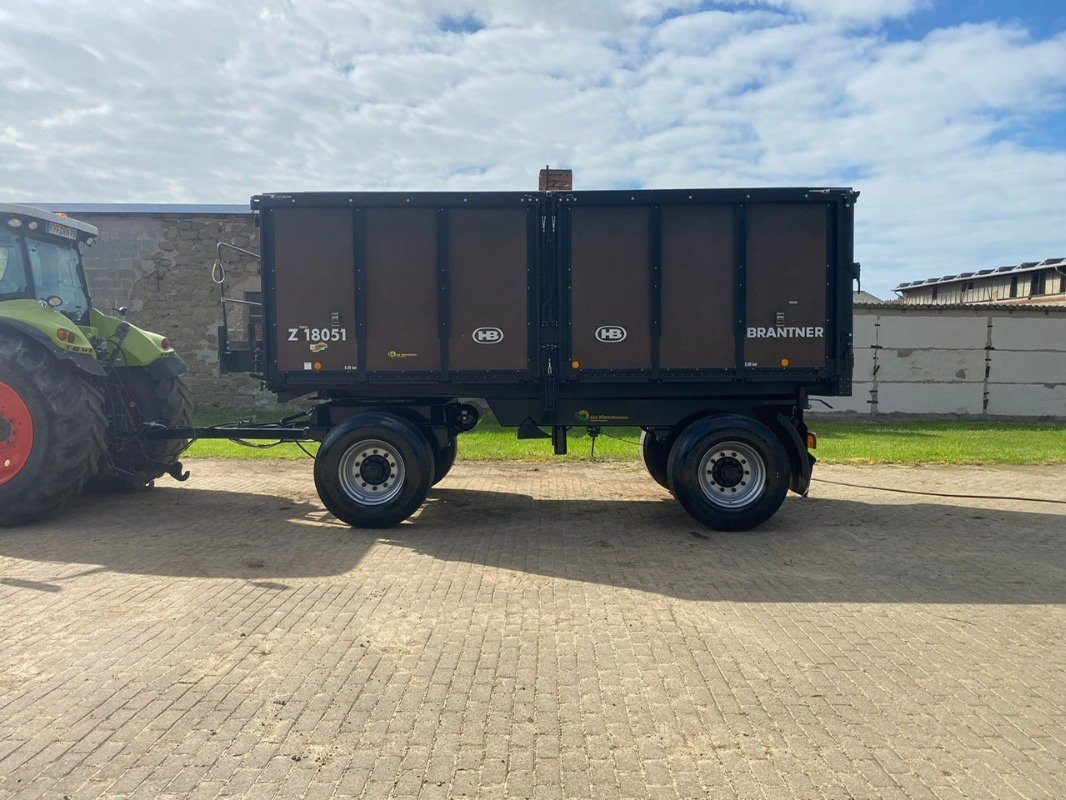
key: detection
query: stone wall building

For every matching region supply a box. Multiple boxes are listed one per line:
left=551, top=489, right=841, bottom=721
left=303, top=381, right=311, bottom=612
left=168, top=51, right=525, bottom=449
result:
left=44, top=205, right=270, bottom=411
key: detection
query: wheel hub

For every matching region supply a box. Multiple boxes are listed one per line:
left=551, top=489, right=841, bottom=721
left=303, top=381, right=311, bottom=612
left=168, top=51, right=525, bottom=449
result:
left=711, top=456, right=744, bottom=488
left=359, top=454, right=392, bottom=485
left=0, top=380, right=34, bottom=487
left=697, top=441, right=767, bottom=509
left=338, top=439, right=406, bottom=506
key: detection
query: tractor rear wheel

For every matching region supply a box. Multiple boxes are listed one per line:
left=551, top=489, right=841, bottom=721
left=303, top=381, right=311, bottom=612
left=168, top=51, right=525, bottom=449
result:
left=94, top=370, right=193, bottom=489
left=0, top=331, right=107, bottom=525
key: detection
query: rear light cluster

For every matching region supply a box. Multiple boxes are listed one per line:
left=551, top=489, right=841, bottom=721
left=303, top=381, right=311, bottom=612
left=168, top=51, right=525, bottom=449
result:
left=56, top=329, right=78, bottom=343
left=161, top=338, right=171, bottom=350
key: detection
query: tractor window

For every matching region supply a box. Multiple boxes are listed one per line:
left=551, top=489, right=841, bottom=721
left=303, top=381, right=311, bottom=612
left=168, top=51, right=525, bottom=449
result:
left=0, top=232, right=30, bottom=300
left=25, top=237, right=90, bottom=324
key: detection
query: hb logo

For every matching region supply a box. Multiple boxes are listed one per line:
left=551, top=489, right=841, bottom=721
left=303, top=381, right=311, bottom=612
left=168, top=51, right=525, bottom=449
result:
left=595, top=325, right=627, bottom=343
left=472, top=327, right=504, bottom=344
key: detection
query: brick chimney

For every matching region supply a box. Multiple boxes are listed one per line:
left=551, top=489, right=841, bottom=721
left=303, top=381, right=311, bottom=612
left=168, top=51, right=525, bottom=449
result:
left=538, top=167, right=573, bottom=192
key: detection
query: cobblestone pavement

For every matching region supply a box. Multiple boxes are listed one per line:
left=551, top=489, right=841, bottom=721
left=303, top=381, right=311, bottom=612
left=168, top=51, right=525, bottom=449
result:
left=0, top=459, right=1064, bottom=800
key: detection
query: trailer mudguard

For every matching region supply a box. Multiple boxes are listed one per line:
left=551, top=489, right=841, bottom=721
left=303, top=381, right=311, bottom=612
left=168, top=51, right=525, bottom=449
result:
left=774, top=413, right=814, bottom=497
left=0, top=317, right=106, bottom=377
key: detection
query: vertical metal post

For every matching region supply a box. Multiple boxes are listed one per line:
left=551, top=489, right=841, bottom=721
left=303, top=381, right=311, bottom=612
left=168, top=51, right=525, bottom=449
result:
left=437, top=208, right=450, bottom=378
left=259, top=209, right=277, bottom=382
left=650, top=204, right=663, bottom=378
left=733, top=203, right=748, bottom=376
left=353, top=207, right=367, bottom=379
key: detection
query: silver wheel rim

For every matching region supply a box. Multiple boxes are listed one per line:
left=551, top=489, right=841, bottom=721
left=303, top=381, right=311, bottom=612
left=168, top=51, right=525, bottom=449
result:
left=698, top=440, right=766, bottom=508
left=338, top=439, right=405, bottom=506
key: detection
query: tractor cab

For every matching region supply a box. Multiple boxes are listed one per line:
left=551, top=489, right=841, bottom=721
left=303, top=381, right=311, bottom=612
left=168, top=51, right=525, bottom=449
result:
left=0, top=205, right=97, bottom=327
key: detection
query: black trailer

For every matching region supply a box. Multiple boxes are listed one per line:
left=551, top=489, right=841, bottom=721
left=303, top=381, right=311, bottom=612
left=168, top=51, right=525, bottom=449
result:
left=218, top=187, right=858, bottom=530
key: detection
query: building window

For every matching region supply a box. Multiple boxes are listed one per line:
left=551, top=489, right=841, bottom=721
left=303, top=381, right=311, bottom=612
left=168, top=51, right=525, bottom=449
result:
left=1009, top=276, right=1018, bottom=298
left=1031, top=272, right=1047, bottom=296
left=932, top=286, right=939, bottom=301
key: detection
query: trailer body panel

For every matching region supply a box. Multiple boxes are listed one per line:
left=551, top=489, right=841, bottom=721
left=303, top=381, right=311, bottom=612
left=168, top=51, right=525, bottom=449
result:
left=272, top=208, right=358, bottom=373
left=659, top=204, right=736, bottom=370
left=447, top=207, right=531, bottom=374
left=254, top=187, right=856, bottom=421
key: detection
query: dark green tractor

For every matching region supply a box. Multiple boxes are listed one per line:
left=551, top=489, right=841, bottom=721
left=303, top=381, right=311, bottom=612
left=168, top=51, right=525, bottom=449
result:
left=0, top=204, right=192, bottom=524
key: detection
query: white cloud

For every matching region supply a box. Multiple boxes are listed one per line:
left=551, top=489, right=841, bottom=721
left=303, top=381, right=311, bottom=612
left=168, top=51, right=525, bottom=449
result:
left=768, top=0, right=928, bottom=23
left=0, top=0, right=1063, bottom=295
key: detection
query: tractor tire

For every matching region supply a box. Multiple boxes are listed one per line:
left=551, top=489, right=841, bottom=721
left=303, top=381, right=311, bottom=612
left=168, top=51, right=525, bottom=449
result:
left=94, top=371, right=193, bottom=490
left=431, top=438, right=458, bottom=486
left=0, top=330, right=107, bottom=525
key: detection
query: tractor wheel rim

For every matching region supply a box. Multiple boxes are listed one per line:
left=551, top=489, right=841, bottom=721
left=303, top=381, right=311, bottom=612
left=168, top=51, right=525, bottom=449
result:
left=698, top=440, right=766, bottom=508
left=0, top=380, right=34, bottom=487
left=338, top=439, right=405, bottom=506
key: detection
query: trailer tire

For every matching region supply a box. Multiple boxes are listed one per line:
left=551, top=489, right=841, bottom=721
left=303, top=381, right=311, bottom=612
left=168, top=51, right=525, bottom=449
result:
left=640, top=430, right=671, bottom=490
left=667, top=415, right=790, bottom=532
left=0, top=331, right=107, bottom=525
left=432, top=438, right=458, bottom=486
left=314, top=412, right=433, bottom=529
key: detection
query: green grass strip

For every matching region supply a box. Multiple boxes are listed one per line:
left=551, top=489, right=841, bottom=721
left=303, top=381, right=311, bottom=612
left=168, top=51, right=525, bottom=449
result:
left=184, top=413, right=1065, bottom=465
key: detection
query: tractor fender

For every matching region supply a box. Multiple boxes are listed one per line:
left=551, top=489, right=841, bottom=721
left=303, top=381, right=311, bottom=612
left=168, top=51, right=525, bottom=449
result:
left=142, top=354, right=188, bottom=381
left=0, top=317, right=106, bottom=377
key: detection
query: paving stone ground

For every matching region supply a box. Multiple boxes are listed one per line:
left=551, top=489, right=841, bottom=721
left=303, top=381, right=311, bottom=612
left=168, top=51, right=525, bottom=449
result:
left=0, top=459, right=1063, bottom=800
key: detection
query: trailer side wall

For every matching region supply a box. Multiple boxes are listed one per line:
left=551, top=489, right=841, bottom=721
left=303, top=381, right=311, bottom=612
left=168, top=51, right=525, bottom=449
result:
left=257, top=188, right=855, bottom=414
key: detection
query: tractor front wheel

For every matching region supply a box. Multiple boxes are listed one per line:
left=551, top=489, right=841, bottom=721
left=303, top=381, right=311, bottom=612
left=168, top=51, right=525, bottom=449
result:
left=0, top=331, right=107, bottom=525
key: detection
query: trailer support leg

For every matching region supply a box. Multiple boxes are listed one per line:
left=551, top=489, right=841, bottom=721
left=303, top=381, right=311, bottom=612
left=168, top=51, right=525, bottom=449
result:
left=552, top=426, right=568, bottom=455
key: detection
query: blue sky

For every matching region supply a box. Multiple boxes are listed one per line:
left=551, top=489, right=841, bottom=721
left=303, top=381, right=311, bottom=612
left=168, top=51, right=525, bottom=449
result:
left=886, top=0, right=1066, bottom=40
left=1, top=0, right=1064, bottom=296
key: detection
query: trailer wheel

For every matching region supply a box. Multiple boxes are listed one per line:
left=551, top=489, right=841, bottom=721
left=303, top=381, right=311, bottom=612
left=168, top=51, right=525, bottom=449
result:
left=0, top=331, right=107, bottom=525
left=667, top=415, right=790, bottom=532
left=640, top=430, right=671, bottom=490
left=314, top=412, right=433, bottom=529
left=432, top=438, right=458, bottom=486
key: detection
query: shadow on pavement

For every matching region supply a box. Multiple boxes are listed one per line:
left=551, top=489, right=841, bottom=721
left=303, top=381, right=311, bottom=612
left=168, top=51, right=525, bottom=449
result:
left=0, top=480, right=1062, bottom=604
left=397, top=487, right=1066, bottom=605
left=0, top=485, right=361, bottom=582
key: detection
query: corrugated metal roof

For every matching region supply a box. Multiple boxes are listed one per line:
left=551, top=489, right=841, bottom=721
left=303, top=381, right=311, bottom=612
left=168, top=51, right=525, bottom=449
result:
left=894, top=258, right=1066, bottom=291
left=28, top=203, right=250, bottom=215
left=855, top=301, right=1066, bottom=312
